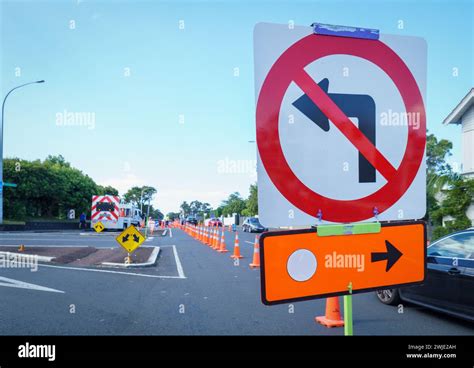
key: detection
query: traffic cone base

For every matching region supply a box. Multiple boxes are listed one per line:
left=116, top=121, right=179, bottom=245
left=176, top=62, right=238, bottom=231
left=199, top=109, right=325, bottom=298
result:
left=315, top=316, right=345, bottom=328
left=315, top=297, right=344, bottom=328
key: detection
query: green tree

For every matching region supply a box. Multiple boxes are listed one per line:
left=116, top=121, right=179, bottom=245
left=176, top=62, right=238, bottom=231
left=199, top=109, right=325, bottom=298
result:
left=424, top=133, right=473, bottom=239
left=179, top=201, right=191, bottom=217
left=431, top=176, right=474, bottom=239
left=188, top=200, right=211, bottom=218
left=143, top=204, right=163, bottom=220
left=220, top=192, right=246, bottom=216
left=97, top=185, right=119, bottom=196
left=426, top=133, right=453, bottom=222
left=123, top=186, right=157, bottom=210
left=3, top=156, right=101, bottom=220
left=166, top=212, right=180, bottom=221
left=242, top=184, right=258, bottom=216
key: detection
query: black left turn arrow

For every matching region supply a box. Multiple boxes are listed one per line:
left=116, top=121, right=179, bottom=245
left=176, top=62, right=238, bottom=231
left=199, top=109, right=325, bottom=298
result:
left=371, top=240, right=403, bottom=272
left=122, top=234, right=130, bottom=242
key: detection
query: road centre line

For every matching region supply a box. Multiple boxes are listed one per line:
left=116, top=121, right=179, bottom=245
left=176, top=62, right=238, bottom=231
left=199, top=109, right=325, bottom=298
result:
left=172, top=245, right=185, bottom=278
left=0, top=244, right=91, bottom=247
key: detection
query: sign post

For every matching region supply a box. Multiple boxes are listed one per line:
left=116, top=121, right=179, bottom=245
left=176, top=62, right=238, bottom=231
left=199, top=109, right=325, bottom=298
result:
left=343, top=283, right=353, bottom=336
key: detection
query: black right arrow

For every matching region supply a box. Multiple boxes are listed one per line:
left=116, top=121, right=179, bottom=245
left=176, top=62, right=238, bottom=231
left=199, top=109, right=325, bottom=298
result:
left=133, top=234, right=140, bottom=243
left=122, top=234, right=130, bottom=242
left=371, top=240, right=403, bottom=272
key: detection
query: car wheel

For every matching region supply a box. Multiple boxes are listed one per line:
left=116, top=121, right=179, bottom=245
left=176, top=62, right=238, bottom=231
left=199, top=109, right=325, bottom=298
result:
left=376, top=289, right=401, bottom=305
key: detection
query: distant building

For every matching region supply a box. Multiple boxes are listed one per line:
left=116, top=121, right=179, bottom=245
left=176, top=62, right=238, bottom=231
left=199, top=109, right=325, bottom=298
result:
left=443, top=88, right=474, bottom=178
left=442, top=88, right=474, bottom=226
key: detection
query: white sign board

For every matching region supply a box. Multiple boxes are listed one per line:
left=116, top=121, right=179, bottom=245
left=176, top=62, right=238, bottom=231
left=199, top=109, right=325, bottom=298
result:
left=254, top=22, right=426, bottom=227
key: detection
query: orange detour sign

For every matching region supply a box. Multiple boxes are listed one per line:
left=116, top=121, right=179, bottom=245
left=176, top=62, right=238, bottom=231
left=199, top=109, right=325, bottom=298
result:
left=260, top=221, right=426, bottom=305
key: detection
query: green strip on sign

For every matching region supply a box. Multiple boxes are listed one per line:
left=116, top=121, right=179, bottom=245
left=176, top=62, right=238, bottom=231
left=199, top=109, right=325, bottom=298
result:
left=316, top=222, right=381, bottom=236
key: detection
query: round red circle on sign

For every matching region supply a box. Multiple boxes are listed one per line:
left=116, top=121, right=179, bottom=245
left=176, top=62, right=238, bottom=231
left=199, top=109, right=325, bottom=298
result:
left=256, top=34, right=426, bottom=223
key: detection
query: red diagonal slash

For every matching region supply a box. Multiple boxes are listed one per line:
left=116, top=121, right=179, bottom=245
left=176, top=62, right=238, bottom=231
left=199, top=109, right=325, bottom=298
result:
left=293, top=69, right=397, bottom=181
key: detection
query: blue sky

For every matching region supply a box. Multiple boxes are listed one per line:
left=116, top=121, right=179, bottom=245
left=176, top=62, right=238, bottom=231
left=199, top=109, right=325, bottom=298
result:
left=1, top=0, right=472, bottom=214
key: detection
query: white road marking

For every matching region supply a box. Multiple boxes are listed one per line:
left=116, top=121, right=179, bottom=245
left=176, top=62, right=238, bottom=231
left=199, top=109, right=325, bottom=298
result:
left=145, top=237, right=154, bottom=242
left=1, top=232, right=84, bottom=236
left=245, top=241, right=254, bottom=245
left=0, top=244, right=90, bottom=247
left=38, top=263, right=186, bottom=279
left=169, top=228, right=173, bottom=238
left=0, top=276, right=64, bottom=293
left=0, top=238, right=116, bottom=242
left=172, top=245, right=185, bottom=278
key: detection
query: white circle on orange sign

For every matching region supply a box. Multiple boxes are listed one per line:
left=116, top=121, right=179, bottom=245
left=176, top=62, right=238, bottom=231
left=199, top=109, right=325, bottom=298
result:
left=287, top=249, right=317, bottom=282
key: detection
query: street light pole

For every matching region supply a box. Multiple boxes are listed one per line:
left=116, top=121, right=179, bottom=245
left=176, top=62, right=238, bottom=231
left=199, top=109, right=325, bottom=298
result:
left=140, top=188, right=145, bottom=213
left=0, top=80, right=45, bottom=224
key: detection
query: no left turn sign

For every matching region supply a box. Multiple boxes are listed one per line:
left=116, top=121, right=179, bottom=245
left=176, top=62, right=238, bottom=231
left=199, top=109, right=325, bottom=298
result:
left=254, top=22, right=427, bottom=226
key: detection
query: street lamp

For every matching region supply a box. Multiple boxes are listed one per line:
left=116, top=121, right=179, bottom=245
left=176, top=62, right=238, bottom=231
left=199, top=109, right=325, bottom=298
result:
left=0, top=80, right=45, bottom=224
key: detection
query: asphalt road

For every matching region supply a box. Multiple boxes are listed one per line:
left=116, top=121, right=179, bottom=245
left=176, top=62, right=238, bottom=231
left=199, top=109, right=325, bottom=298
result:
left=0, top=228, right=473, bottom=335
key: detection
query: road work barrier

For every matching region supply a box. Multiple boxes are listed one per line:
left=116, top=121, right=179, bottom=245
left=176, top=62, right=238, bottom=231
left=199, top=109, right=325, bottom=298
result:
left=182, top=225, right=252, bottom=264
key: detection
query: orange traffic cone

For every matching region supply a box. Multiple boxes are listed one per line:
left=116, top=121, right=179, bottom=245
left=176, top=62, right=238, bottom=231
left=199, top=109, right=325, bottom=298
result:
left=205, top=228, right=210, bottom=245
left=315, top=297, right=345, bottom=328
left=249, top=235, right=260, bottom=268
left=218, top=231, right=228, bottom=253
left=230, top=233, right=243, bottom=259
left=208, top=228, right=213, bottom=247
left=212, top=229, right=220, bottom=250
left=214, top=229, right=219, bottom=249
left=208, top=228, right=214, bottom=247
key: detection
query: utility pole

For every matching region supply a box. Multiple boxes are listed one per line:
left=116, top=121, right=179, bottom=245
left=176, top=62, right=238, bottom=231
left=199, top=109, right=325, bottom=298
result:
left=1, top=80, right=45, bottom=224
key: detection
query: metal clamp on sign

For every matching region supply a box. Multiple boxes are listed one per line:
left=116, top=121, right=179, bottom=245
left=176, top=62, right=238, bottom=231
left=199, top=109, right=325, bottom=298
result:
left=317, top=222, right=381, bottom=237
left=311, top=22, right=380, bottom=40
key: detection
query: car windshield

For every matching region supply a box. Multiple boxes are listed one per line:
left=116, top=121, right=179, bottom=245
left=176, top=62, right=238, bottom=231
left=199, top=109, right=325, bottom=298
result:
left=428, top=232, right=474, bottom=259
left=249, top=218, right=259, bottom=224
